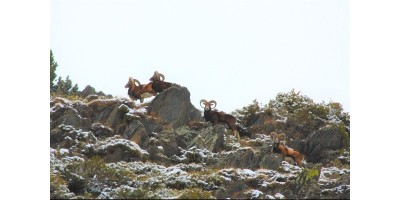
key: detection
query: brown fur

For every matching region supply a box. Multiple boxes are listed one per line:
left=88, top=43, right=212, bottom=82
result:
left=200, top=99, right=240, bottom=140
left=149, top=71, right=165, bottom=82
left=270, top=132, right=304, bottom=166
left=125, top=77, right=157, bottom=103
left=149, top=71, right=173, bottom=93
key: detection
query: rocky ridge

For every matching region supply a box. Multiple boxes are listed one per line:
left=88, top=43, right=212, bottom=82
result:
left=50, top=85, right=350, bottom=199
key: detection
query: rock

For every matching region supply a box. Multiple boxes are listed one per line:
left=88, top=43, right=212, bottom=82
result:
left=88, top=99, right=120, bottom=109
left=158, top=131, right=180, bottom=157
left=51, top=124, right=98, bottom=149
left=50, top=101, right=92, bottom=130
left=90, top=123, right=114, bottom=138
left=259, top=153, right=282, bottom=171
left=72, top=101, right=93, bottom=119
left=148, top=143, right=170, bottom=164
left=89, top=99, right=134, bottom=124
left=215, top=179, right=248, bottom=199
left=85, top=95, right=99, bottom=102
left=80, top=85, right=97, bottom=98
left=49, top=89, right=351, bottom=199
left=147, top=86, right=201, bottom=128
left=113, top=113, right=150, bottom=149
left=84, top=136, right=149, bottom=163
left=50, top=125, right=75, bottom=149
left=303, top=125, right=343, bottom=162
left=219, top=147, right=259, bottom=169
left=103, top=103, right=127, bottom=128
left=130, top=126, right=149, bottom=150
left=141, top=116, right=164, bottom=135
left=188, top=125, right=225, bottom=153
left=319, top=167, right=350, bottom=199
left=96, top=91, right=106, bottom=96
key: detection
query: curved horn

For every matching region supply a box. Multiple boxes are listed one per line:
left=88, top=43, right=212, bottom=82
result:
left=209, top=100, right=217, bottom=108
left=270, top=132, right=277, bottom=139
left=125, top=77, right=133, bottom=88
left=159, top=73, right=165, bottom=81
left=133, top=79, right=141, bottom=86
left=278, top=132, right=286, bottom=140
left=200, top=99, right=208, bottom=108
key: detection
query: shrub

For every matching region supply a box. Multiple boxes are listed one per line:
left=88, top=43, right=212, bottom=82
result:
left=63, top=156, right=136, bottom=195
left=338, top=123, right=350, bottom=150
left=178, top=188, right=215, bottom=199
left=232, top=99, right=263, bottom=127
left=113, top=187, right=160, bottom=199
left=268, top=89, right=314, bottom=114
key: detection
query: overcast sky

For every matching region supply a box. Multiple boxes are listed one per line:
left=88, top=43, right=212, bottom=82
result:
left=51, top=0, right=349, bottom=113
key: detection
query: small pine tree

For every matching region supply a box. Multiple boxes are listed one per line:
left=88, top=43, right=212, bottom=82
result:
left=71, top=84, right=79, bottom=95
left=55, top=76, right=65, bottom=94
left=50, top=49, right=81, bottom=97
left=64, top=76, right=73, bottom=95
left=50, top=50, right=58, bottom=92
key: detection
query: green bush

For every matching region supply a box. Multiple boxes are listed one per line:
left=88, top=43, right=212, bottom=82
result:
left=178, top=188, right=215, bottom=199
left=338, top=123, right=350, bottom=149
left=232, top=99, right=263, bottom=127
left=268, top=89, right=314, bottom=114
left=63, top=156, right=136, bottom=196
left=265, top=89, right=350, bottom=138
left=114, top=187, right=160, bottom=199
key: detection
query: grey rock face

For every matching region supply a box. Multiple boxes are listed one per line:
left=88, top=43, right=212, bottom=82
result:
left=175, top=125, right=225, bottom=153
left=259, top=153, right=282, bottom=171
left=219, top=147, right=259, bottom=169
left=50, top=100, right=92, bottom=130
left=84, top=136, right=149, bottom=163
left=91, top=123, right=114, bottom=139
left=147, top=86, right=201, bottom=128
left=80, top=85, right=97, bottom=98
left=302, top=125, right=343, bottom=162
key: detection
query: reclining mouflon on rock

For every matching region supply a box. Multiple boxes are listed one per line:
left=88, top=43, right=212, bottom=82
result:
left=200, top=99, right=240, bottom=140
left=149, top=71, right=175, bottom=93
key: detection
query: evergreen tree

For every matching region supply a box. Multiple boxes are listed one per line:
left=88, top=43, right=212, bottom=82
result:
left=71, top=84, right=79, bottom=95
left=64, top=76, right=73, bottom=95
left=50, top=49, right=80, bottom=96
left=50, top=50, right=58, bottom=92
left=55, top=76, right=65, bottom=94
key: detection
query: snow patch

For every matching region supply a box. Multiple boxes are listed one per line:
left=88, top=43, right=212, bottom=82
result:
left=249, top=189, right=264, bottom=199
left=59, top=148, right=69, bottom=156
left=274, top=193, right=285, bottom=199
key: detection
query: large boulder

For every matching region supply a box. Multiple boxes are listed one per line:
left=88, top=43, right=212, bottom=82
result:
left=175, top=124, right=225, bottom=153
left=219, top=147, right=259, bottom=169
left=114, top=105, right=150, bottom=149
left=188, top=125, right=225, bottom=153
left=50, top=98, right=92, bottom=130
left=302, top=125, right=343, bottom=162
left=50, top=124, right=98, bottom=150
left=88, top=99, right=133, bottom=126
left=80, top=85, right=97, bottom=98
left=90, top=123, right=114, bottom=139
left=158, top=131, right=180, bottom=157
left=147, top=86, right=201, bottom=128
left=259, top=153, right=282, bottom=171
left=83, top=135, right=149, bottom=163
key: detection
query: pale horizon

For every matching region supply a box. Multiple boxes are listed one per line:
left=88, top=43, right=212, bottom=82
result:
left=51, top=0, right=349, bottom=113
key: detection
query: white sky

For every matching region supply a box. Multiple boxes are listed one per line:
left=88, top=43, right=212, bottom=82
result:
left=51, top=0, right=349, bottom=113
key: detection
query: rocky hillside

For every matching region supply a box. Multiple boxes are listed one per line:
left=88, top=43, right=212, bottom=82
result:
left=50, top=86, right=350, bottom=199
